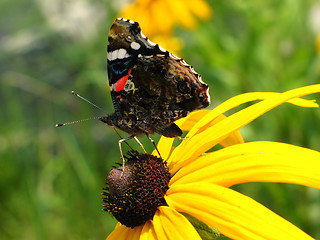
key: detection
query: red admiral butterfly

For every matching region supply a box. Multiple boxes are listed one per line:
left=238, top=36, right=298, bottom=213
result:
left=100, top=18, right=210, bottom=159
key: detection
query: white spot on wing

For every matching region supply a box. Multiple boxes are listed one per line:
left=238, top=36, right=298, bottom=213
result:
left=147, top=38, right=156, bottom=46
left=206, top=87, right=211, bottom=103
left=180, top=59, right=188, bottom=66
left=138, top=54, right=155, bottom=58
left=131, top=41, right=141, bottom=50
left=140, top=31, right=147, bottom=39
left=117, top=48, right=127, bottom=59
left=169, top=53, right=180, bottom=60
left=189, top=66, right=196, bottom=74
left=158, top=45, right=167, bottom=52
left=107, top=51, right=113, bottom=61
left=197, top=75, right=205, bottom=84
left=108, top=48, right=130, bottom=61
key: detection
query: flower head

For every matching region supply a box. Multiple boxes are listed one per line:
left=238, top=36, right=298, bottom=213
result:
left=102, top=151, right=170, bottom=228
left=105, top=84, right=320, bottom=240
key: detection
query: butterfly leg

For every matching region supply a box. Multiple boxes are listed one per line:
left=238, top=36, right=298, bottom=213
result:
left=118, top=135, right=135, bottom=174
left=133, top=136, right=147, bottom=153
left=178, top=136, right=188, bottom=141
left=146, top=134, right=162, bottom=159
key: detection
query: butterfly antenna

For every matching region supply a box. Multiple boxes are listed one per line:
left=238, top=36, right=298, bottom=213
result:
left=71, top=91, right=106, bottom=112
left=55, top=116, right=101, bottom=127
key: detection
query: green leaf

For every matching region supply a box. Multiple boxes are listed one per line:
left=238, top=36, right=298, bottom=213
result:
left=181, top=212, right=225, bottom=240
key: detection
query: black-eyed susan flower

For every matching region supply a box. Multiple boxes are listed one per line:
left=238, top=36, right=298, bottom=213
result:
left=117, top=0, right=212, bottom=53
left=103, top=84, right=320, bottom=240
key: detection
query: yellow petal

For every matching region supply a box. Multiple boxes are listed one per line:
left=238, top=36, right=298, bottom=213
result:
left=174, top=92, right=317, bottom=150
left=166, top=182, right=314, bottom=240
left=165, top=0, right=196, bottom=29
left=150, top=1, right=174, bottom=35
left=188, top=92, right=318, bottom=139
left=152, top=136, right=175, bottom=161
left=169, top=84, right=320, bottom=173
left=152, top=206, right=202, bottom=240
left=253, top=92, right=318, bottom=108
left=140, top=220, right=157, bottom=240
left=170, top=141, right=320, bottom=189
left=207, top=114, right=244, bottom=147
left=185, top=0, right=212, bottom=20
left=175, top=110, right=244, bottom=147
left=175, top=109, right=211, bottom=131
left=106, top=223, right=142, bottom=240
left=131, top=225, right=144, bottom=239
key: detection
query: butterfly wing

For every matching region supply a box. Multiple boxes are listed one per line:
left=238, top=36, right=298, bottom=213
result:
left=105, top=18, right=210, bottom=137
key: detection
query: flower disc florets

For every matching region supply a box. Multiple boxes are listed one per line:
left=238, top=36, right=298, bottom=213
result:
left=102, top=151, right=171, bottom=228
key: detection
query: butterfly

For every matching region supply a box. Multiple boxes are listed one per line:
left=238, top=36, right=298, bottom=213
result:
left=99, top=18, right=210, bottom=160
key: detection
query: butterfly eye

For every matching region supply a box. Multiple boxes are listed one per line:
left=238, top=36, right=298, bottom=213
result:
left=126, top=35, right=134, bottom=42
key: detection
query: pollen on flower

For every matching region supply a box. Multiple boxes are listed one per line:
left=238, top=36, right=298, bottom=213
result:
left=102, top=151, right=171, bottom=228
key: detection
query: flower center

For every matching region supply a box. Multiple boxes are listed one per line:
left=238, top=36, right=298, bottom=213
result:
left=102, top=151, right=171, bottom=228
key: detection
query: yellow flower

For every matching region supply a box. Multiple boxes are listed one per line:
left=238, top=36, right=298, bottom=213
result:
left=118, top=0, right=212, bottom=54
left=105, top=84, right=320, bottom=239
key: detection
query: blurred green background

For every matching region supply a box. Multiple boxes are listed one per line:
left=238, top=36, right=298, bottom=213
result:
left=1, top=0, right=320, bottom=239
